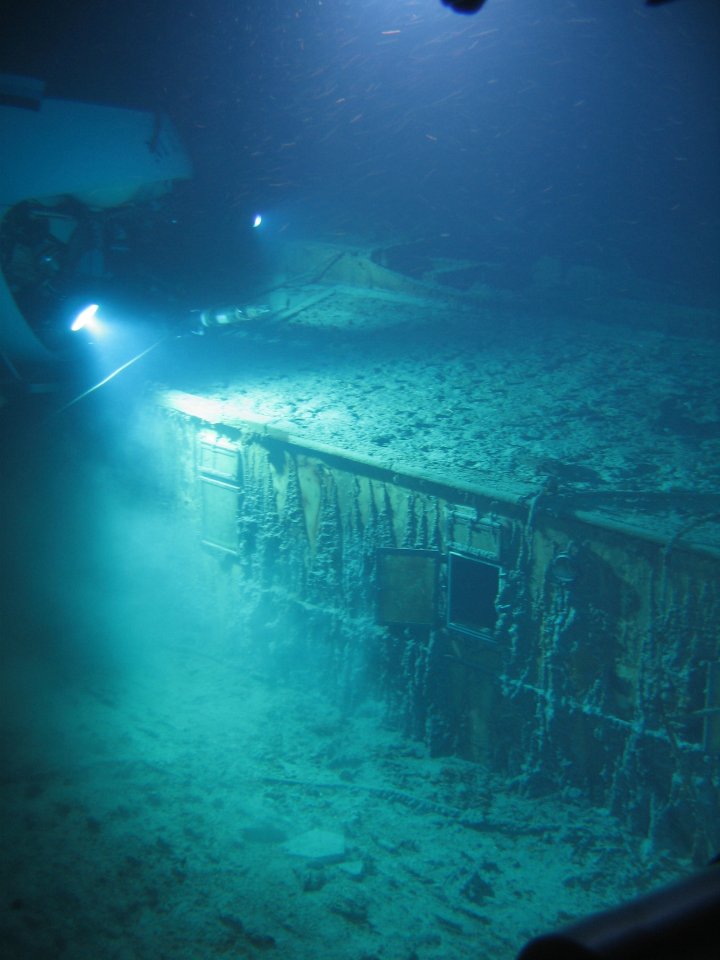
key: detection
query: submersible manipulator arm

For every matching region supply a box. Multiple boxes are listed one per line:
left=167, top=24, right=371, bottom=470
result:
left=515, top=855, right=720, bottom=959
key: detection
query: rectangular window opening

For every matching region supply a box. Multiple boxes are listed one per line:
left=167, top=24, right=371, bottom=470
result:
left=197, top=431, right=242, bottom=555
left=448, top=552, right=500, bottom=640
left=376, top=548, right=439, bottom=626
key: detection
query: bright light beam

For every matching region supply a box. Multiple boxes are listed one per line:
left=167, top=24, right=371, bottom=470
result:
left=70, top=303, right=100, bottom=333
left=50, top=336, right=167, bottom=418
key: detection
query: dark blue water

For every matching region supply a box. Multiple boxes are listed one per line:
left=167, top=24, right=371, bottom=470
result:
left=3, top=0, right=718, bottom=305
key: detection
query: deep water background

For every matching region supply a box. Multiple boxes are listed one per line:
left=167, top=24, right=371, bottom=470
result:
left=1, top=3, right=719, bottom=958
left=1, top=0, right=718, bottom=306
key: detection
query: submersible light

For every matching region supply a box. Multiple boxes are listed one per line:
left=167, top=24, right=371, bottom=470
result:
left=70, top=303, right=101, bottom=333
left=252, top=214, right=263, bottom=229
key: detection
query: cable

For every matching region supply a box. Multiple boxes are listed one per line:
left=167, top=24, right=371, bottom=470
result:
left=49, top=336, right=167, bottom=418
